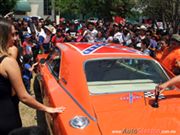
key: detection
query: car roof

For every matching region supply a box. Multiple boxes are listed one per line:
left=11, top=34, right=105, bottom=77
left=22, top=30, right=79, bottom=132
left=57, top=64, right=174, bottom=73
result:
left=56, top=42, right=152, bottom=60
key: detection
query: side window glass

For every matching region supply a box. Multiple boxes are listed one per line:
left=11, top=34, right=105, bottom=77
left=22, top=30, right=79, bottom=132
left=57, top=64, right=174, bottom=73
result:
left=48, top=48, right=61, bottom=79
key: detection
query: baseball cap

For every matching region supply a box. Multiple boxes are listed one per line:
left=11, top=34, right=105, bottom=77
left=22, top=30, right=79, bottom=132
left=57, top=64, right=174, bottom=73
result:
left=171, top=34, right=180, bottom=42
left=24, top=33, right=32, bottom=38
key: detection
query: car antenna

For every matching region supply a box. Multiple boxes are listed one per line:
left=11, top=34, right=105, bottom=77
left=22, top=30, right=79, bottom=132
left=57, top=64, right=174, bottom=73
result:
left=143, top=91, right=147, bottom=105
left=151, top=81, right=161, bottom=108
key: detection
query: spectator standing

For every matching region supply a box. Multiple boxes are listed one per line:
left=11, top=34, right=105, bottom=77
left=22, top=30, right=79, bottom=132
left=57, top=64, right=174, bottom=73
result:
left=95, top=30, right=106, bottom=42
left=113, top=23, right=123, bottom=43
left=51, top=29, right=65, bottom=46
left=122, top=28, right=132, bottom=46
left=22, top=54, right=37, bottom=94
left=141, top=38, right=151, bottom=55
left=159, top=34, right=180, bottom=75
left=66, top=22, right=77, bottom=42
left=34, top=22, right=45, bottom=55
left=21, top=19, right=31, bottom=42
left=155, top=37, right=169, bottom=61
left=22, top=33, right=32, bottom=55
left=147, top=34, right=158, bottom=57
left=38, top=25, right=55, bottom=53
left=83, top=22, right=98, bottom=43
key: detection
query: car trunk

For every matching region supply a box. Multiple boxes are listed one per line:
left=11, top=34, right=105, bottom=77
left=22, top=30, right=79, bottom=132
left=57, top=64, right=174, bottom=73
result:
left=90, top=91, right=180, bottom=135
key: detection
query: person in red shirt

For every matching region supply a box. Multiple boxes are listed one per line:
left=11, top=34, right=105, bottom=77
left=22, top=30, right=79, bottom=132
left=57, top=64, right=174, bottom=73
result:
left=51, top=29, right=65, bottom=47
left=22, top=33, right=32, bottom=55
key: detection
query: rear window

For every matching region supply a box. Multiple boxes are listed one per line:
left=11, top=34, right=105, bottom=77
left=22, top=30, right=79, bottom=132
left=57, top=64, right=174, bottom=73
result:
left=84, top=58, right=169, bottom=94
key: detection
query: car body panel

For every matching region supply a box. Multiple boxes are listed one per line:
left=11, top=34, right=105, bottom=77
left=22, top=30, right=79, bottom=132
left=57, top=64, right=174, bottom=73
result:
left=37, top=62, right=101, bottom=135
left=90, top=91, right=180, bottom=134
left=36, top=42, right=180, bottom=135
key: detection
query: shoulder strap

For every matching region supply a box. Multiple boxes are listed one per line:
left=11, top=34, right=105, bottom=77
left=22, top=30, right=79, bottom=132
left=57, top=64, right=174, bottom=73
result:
left=0, top=55, right=7, bottom=63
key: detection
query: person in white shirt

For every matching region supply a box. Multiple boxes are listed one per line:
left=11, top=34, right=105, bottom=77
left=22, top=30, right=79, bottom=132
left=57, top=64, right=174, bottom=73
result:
left=83, top=22, right=98, bottom=43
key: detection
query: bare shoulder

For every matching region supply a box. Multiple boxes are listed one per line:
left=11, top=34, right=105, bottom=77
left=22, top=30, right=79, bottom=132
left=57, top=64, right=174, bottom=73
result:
left=1, top=56, right=17, bottom=63
left=0, top=56, right=19, bottom=78
left=8, top=46, right=18, bottom=59
left=1, top=56, right=19, bottom=69
left=9, top=45, right=18, bottom=51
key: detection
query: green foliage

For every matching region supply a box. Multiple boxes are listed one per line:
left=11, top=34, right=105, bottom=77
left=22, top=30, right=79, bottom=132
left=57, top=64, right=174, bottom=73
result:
left=0, top=0, right=18, bottom=16
left=140, top=0, right=179, bottom=33
left=54, top=0, right=81, bottom=18
left=54, top=0, right=138, bottom=19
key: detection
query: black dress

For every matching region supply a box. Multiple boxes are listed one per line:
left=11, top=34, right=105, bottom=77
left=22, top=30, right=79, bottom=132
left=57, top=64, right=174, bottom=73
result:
left=0, top=56, right=22, bottom=135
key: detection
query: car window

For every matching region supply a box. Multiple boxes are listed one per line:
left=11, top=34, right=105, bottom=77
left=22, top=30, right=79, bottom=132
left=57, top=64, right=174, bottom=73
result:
left=48, top=48, right=61, bottom=79
left=84, top=58, right=169, bottom=94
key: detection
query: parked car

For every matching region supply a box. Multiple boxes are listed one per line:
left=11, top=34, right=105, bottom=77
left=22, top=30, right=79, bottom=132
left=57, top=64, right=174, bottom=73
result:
left=35, top=42, right=179, bottom=135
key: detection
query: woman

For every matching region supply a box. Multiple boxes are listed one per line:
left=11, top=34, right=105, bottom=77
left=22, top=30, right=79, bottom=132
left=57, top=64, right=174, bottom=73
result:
left=0, top=18, right=65, bottom=135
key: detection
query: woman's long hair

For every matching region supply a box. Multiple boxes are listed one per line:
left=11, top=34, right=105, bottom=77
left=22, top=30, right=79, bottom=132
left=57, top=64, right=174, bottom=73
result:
left=0, top=17, right=12, bottom=55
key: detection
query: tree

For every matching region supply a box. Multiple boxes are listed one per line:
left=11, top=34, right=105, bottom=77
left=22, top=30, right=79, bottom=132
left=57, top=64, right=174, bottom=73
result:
left=54, top=0, right=137, bottom=20
left=54, top=0, right=81, bottom=19
left=0, top=0, right=18, bottom=16
left=140, top=0, right=180, bottom=33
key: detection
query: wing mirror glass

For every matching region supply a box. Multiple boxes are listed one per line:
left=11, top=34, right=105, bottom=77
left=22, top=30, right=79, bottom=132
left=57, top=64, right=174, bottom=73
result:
left=39, top=58, right=46, bottom=64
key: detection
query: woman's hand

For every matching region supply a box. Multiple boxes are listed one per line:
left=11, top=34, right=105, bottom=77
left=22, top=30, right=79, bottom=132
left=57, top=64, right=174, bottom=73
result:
left=156, top=83, right=169, bottom=94
left=45, top=106, right=65, bottom=114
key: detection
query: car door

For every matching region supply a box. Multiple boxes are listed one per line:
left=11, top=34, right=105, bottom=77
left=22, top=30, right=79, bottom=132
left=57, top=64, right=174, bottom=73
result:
left=40, top=48, right=61, bottom=135
left=42, top=47, right=61, bottom=101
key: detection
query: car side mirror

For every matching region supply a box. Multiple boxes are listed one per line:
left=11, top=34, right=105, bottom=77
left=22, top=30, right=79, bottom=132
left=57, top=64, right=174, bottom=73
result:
left=39, top=58, right=46, bottom=64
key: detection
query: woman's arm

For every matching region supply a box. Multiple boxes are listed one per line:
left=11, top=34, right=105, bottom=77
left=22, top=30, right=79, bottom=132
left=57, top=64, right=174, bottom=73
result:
left=2, top=57, right=65, bottom=113
left=158, top=75, right=180, bottom=91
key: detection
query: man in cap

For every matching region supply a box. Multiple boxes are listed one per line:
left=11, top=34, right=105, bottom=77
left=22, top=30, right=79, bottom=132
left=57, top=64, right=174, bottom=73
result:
left=38, top=25, right=56, bottom=53
left=22, top=33, right=32, bottom=55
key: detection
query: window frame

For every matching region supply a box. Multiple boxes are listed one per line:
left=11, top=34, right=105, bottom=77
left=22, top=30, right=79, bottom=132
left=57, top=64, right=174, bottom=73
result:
left=47, top=47, right=61, bottom=80
left=83, top=57, right=170, bottom=94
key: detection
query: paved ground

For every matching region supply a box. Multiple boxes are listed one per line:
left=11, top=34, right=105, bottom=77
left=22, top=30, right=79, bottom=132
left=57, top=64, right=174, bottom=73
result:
left=19, top=102, right=37, bottom=126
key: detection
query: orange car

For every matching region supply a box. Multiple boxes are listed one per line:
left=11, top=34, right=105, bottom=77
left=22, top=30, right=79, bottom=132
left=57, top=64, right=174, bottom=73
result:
left=35, top=42, right=180, bottom=135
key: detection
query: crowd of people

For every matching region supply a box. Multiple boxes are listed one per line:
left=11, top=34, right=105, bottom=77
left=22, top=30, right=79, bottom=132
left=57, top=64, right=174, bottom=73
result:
left=0, top=15, right=179, bottom=134
left=8, top=16, right=179, bottom=76
left=11, top=15, right=180, bottom=98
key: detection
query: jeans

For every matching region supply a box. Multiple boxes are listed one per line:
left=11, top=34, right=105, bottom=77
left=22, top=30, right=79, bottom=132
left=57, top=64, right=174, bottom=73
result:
left=23, top=78, right=31, bottom=94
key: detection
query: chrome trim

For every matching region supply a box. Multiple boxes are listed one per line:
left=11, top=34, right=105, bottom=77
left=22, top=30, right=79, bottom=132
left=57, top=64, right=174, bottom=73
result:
left=69, top=116, right=90, bottom=129
left=154, top=59, right=171, bottom=80
left=59, top=82, right=97, bottom=122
